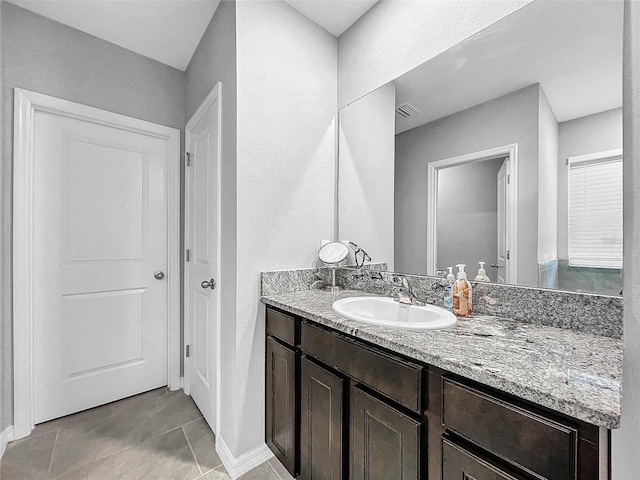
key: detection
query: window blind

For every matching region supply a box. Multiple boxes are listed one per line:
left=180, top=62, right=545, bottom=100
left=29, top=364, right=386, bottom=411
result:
left=568, top=150, right=623, bottom=269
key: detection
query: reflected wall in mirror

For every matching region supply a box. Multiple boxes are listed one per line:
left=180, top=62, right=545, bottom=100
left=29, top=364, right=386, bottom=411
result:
left=338, top=0, right=623, bottom=296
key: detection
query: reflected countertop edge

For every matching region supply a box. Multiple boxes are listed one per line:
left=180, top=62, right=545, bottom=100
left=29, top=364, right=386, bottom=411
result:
left=261, top=288, right=623, bottom=429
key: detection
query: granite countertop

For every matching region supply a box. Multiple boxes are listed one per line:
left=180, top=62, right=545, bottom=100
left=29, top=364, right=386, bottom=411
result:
left=261, top=289, right=623, bottom=429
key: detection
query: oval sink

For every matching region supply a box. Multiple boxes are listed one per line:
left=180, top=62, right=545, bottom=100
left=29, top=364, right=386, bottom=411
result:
left=332, top=296, right=457, bottom=331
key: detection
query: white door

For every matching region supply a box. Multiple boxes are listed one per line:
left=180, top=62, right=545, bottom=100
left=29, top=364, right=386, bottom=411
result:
left=496, top=160, right=509, bottom=284
left=32, top=110, right=171, bottom=423
left=185, top=83, right=221, bottom=432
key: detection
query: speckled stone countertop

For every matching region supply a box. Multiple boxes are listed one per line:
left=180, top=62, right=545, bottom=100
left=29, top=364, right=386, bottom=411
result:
left=261, top=289, right=623, bottom=429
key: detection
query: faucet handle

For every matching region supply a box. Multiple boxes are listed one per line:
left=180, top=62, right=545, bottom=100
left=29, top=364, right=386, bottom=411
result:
left=391, top=274, right=409, bottom=288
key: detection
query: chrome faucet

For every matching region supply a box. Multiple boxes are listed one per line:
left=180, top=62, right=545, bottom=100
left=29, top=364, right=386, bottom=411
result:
left=392, top=274, right=425, bottom=306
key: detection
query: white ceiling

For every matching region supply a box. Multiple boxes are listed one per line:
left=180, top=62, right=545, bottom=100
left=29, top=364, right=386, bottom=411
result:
left=7, top=0, right=377, bottom=71
left=284, top=0, right=378, bottom=37
left=394, top=0, right=623, bottom=133
left=6, top=0, right=221, bottom=71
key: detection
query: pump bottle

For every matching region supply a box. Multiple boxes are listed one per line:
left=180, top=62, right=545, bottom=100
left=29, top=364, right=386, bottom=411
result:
left=443, top=267, right=454, bottom=309
left=453, top=264, right=472, bottom=317
left=474, top=262, right=490, bottom=282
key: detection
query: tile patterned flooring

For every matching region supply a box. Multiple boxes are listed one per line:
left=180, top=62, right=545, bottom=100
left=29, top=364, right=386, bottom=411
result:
left=0, top=388, right=293, bottom=480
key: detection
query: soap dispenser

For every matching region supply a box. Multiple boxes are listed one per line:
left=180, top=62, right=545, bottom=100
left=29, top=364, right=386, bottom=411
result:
left=453, top=264, right=472, bottom=318
left=443, top=267, right=454, bottom=309
left=474, top=262, right=490, bottom=282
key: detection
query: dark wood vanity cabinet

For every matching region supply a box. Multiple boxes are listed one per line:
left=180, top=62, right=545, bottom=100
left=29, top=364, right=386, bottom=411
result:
left=266, top=310, right=299, bottom=475
left=441, top=438, right=524, bottom=480
left=300, top=356, right=345, bottom=480
left=265, top=306, right=604, bottom=480
left=351, top=385, right=423, bottom=479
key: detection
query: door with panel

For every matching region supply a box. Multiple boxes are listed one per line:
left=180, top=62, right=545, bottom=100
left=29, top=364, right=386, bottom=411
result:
left=266, top=337, right=298, bottom=475
left=496, top=160, right=509, bottom=284
left=33, top=109, right=173, bottom=423
left=185, top=83, right=221, bottom=432
left=300, top=356, right=345, bottom=480
left=351, top=385, right=423, bottom=480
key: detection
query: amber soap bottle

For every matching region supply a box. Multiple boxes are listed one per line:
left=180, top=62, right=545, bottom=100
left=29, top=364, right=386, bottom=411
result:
left=453, top=264, right=472, bottom=317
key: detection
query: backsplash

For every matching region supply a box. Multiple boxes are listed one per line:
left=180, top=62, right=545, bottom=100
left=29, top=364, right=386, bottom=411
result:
left=261, top=266, right=623, bottom=339
left=260, top=263, right=388, bottom=296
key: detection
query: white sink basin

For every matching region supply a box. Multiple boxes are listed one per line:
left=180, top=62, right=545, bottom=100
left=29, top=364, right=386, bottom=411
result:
left=332, top=296, right=457, bottom=331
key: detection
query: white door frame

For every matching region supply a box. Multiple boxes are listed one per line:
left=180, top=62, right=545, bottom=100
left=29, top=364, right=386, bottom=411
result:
left=426, top=143, right=519, bottom=284
left=12, top=88, right=181, bottom=439
left=183, top=82, right=222, bottom=433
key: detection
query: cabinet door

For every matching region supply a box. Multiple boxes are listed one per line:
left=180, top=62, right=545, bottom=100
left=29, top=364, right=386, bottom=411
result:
left=300, top=356, right=345, bottom=480
left=442, top=438, right=522, bottom=480
left=266, top=336, right=297, bottom=475
left=351, top=385, right=422, bottom=480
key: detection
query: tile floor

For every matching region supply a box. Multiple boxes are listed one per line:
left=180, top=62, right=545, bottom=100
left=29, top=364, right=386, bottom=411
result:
left=0, top=388, right=293, bottom=480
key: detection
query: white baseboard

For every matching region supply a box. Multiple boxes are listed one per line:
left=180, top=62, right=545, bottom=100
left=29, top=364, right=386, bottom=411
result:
left=216, top=437, right=274, bottom=479
left=1, top=426, right=15, bottom=460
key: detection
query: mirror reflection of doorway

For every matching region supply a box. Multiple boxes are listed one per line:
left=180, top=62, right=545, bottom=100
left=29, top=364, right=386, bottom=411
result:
left=436, top=156, right=507, bottom=283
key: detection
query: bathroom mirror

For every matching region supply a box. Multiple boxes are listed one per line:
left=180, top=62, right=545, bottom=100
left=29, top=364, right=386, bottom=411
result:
left=338, top=0, right=623, bottom=296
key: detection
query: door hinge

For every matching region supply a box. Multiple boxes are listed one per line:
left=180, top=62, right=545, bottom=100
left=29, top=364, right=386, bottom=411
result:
left=507, top=174, right=511, bottom=184
left=507, top=250, right=510, bottom=260
left=186, top=249, right=191, bottom=262
left=186, top=345, right=191, bottom=357
left=185, top=152, right=191, bottom=166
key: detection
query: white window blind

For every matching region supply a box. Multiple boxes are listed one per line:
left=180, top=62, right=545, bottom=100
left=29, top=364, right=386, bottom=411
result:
left=568, top=150, right=623, bottom=269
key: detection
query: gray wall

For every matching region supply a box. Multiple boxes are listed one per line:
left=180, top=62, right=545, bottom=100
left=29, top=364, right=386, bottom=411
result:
left=537, top=87, right=558, bottom=264
left=557, top=108, right=622, bottom=259
left=612, top=1, right=640, bottom=474
left=339, top=82, right=395, bottom=268
left=184, top=0, right=238, bottom=454
left=395, top=84, right=540, bottom=285
left=436, top=157, right=505, bottom=282
left=0, top=1, right=186, bottom=431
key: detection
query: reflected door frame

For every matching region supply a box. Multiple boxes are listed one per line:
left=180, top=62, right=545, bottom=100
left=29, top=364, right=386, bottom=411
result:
left=12, top=88, right=181, bottom=439
left=426, top=143, right=519, bottom=284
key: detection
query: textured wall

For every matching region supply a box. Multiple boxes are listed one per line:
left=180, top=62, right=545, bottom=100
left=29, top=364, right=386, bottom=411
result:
left=0, top=0, right=4, bottom=436
left=337, top=0, right=532, bottom=107
left=184, top=0, right=238, bottom=448
left=0, top=2, right=186, bottom=431
left=557, top=108, right=622, bottom=259
left=234, top=0, right=337, bottom=456
left=338, top=82, right=395, bottom=269
left=612, top=0, right=640, bottom=475
left=395, top=85, right=540, bottom=286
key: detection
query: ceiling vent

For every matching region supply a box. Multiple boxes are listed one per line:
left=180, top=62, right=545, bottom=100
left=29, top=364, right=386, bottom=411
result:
left=395, top=102, right=421, bottom=118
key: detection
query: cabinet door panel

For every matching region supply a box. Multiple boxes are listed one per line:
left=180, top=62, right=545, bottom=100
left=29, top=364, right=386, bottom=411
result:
left=266, top=336, right=297, bottom=475
left=351, top=385, right=422, bottom=480
left=300, top=357, right=345, bottom=480
left=442, top=438, right=522, bottom=480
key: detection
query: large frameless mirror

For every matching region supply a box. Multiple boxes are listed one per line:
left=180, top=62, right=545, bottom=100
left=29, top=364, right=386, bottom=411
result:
left=337, top=0, right=623, bottom=296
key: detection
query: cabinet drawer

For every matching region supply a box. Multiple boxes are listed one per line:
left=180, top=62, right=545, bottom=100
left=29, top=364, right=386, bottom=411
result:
left=266, top=307, right=296, bottom=345
left=442, top=377, right=577, bottom=480
left=301, top=322, right=423, bottom=413
left=442, top=438, right=523, bottom=480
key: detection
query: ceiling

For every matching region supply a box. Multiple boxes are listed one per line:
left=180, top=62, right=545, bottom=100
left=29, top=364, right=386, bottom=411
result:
left=394, top=0, right=623, bottom=133
left=284, top=0, right=378, bottom=37
left=7, top=0, right=222, bottom=71
left=7, top=0, right=377, bottom=71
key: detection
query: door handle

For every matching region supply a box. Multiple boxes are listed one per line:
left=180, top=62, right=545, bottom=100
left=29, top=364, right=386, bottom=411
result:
left=154, top=271, right=165, bottom=280
left=201, top=278, right=216, bottom=290
left=490, top=264, right=503, bottom=269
